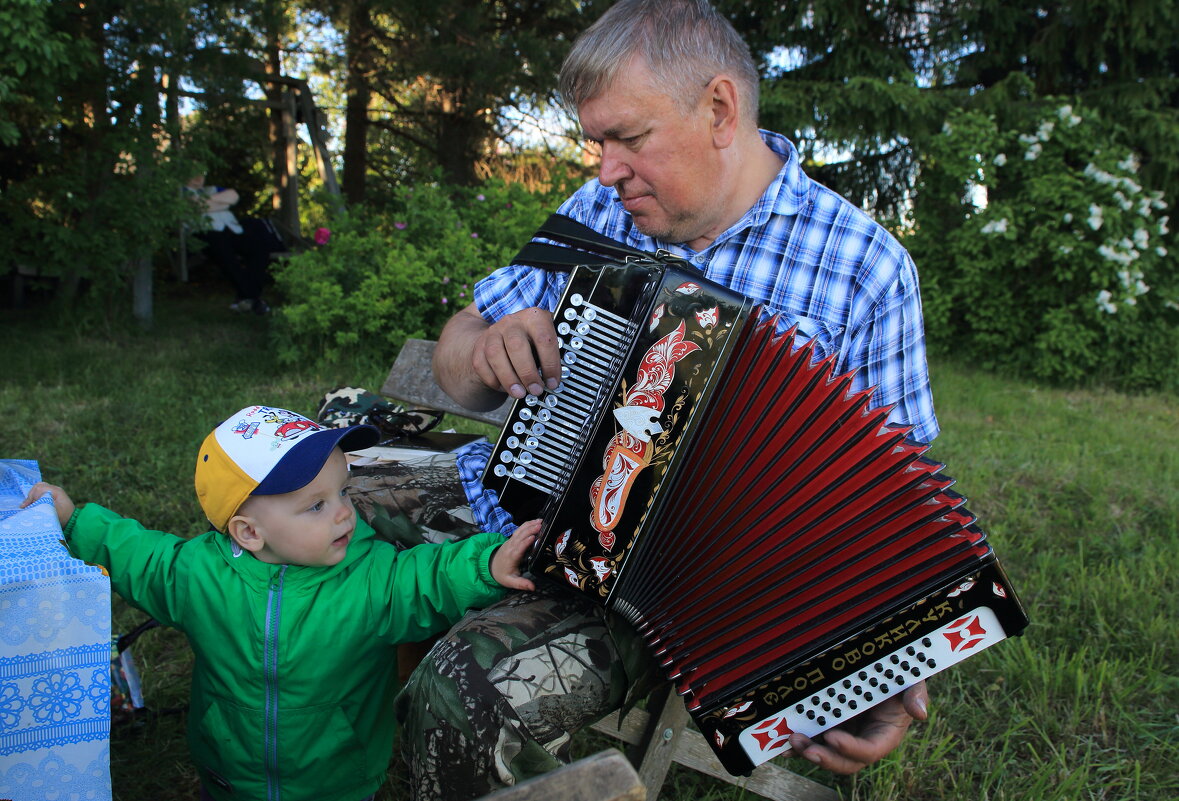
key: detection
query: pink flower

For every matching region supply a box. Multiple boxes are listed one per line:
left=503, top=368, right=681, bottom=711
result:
left=441, top=297, right=449, bottom=305
left=442, top=276, right=450, bottom=284
left=471, top=232, right=479, bottom=239
left=394, top=221, right=407, bottom=230
left=314, top=227, right=331, bottom=245
left=476, top=194, right=486, bottom=201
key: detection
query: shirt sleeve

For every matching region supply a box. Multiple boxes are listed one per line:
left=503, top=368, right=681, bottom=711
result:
left=841, top=251, right=940, bottom=444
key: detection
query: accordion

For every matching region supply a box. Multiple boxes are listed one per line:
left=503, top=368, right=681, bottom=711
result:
left=482, top=220, right=1029, bottom=775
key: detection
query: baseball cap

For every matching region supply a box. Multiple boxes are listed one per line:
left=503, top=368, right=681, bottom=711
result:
left=195, top=405, right=380, bottom=531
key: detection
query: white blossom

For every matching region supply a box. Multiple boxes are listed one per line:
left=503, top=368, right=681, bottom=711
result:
left=1133, top=227, right=1150, bottom=250
left=1096, top=290, right=1117, bottom=314
left=1113, top=191, right=1132, bottom=211
left=993, top=153, right=1007, bottom=166
left=1063, top=212, right=1074, bottom=224
left=1088, top=204, right=1104, bottom=230
left=1019, top=133, right=1039, bottom=145
left=1025, top=142, right=1043, bottom=160
left=1117, top=154, right=1140, bottom=173
left=1057, top=104, right=1073, bottom=120
left=1160, top=215, right=1170, bottom=236
left=981, top=218, right=1009, bottom=234
left=1157, top=246, right=1168, bottom=257
left=1037, top=120, right=1055, bottom=141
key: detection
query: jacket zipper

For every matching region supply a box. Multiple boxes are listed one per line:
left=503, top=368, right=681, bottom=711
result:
left=264, top=565, right=287, bottom=801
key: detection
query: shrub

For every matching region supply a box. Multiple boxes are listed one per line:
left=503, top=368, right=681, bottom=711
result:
left=909, top=82, right=1177, bottom=392
left=269, top=175, right=576, bottom=371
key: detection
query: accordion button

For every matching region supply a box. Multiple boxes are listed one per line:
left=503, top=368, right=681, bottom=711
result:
left=821, top=702, right=831, bottom=712
left=865, top=692, right=874, bottom=702
left=837, top=694, right=847, bottom=703
left=806, top=710, right=815, bottom=720
left=826, top=688, right=835, bottom=697
left=817, top=716, right=826, bottom=726
left=858, top=671, right=868, bottom=680
left=911, top=668, right=921, bottom=677
left=922, top=637, right=933, bottom=648
left=927, top=659, right=937, bottom=669
left=795, top=704, right=804, bottom=713
left=833, top=709, right=843, bottom=719
left=906, top=646, right=917, bottom=656
left=848, top=700, right=858, bottom=710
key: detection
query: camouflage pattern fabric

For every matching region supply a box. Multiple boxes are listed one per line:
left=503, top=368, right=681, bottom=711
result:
left=316, top=385, right=442, bottom=445
left=394, top=585, right=660, bottom=801
left=347, top=457, right=482, bottom=546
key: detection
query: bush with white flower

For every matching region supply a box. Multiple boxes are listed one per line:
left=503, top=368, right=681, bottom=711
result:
left=910, top=79, right=1177, bottom=391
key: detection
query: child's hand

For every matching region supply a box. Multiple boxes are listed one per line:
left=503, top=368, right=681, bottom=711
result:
left=490, top=519, right=540, bottom=592
left=20, top=482, right=75, bottom=528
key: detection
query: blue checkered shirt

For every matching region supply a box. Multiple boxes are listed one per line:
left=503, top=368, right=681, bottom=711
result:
left=459, top=130, right=939, bottom=534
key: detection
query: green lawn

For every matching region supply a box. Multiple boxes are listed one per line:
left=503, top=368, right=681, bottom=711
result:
left=2, top=278, right=1176, bottom=800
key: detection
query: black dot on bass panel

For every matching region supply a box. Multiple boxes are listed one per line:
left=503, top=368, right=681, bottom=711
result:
left=806, top=710, right=816, bottom=720
left=821, top=702, right=831, bottom=711
left=890, top=654, right=900, bottom=664
left=894, top=675, right=905, bottom=685
left=842, top=679, right=852, bottom=689
left=811, top=695, right=820, bottom=705
left=826, top=687, right=836, bottom=697
left=858, top=670, right=868, bottom=680
left=853, top=685, right=863, bottom=695
left=916, top=652, right=928, bottom=662
left=900, top=661, right=911, bottom=670
left=848, top=700, right=858, bottom=710
left=865, top=692, right=874, bottom=702
left=884, top=669, right=894, bottom=679
left=906, top=645, right=916, bottom=656
left=928, top=659, right=937, bottom=669
left=837, top=694, right=847, bottom=703
left=795, top=704, right=805, bottom=713
left=922, top=638, right=932, bottom=648
left=833, top=708, right=843, bottom=718
left=910, top=668, right=922, bottom=677
left=868, top=677, right=879, bottom=687
left=817, top=716, right=826, bottom=726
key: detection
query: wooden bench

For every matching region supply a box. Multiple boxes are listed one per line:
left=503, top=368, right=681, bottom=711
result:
left=382, top=338, right=837, bottom=801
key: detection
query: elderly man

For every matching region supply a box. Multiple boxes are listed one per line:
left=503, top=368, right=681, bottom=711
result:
left=396, top=0, right=938, bottom=798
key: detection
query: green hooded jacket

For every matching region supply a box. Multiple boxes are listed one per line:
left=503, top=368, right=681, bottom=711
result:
left=65, top=502, right=507, bottom=801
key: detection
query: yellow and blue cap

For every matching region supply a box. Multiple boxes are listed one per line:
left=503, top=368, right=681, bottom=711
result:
left=194, top=405, right=379, bottom=532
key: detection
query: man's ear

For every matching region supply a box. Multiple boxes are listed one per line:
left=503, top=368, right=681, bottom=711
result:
left=706, top=75, right=741, bottom=148
left=226, top=515, right=266, bottom=554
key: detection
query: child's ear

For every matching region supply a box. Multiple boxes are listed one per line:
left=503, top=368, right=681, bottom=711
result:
left=226, top=515, right=266, bottom=554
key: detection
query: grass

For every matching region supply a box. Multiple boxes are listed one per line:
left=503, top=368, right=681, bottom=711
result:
left=2, top=277, right=1177, bottom=801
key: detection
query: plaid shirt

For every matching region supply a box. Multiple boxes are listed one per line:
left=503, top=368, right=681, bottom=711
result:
left=460, top=130, right=939, bottom=533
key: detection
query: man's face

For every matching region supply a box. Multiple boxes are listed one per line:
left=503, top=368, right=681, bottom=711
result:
left=578, top=59, right=724, bottom=249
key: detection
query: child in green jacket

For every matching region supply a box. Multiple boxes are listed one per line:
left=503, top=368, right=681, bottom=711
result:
left=22, top=404, right=538, bottom=801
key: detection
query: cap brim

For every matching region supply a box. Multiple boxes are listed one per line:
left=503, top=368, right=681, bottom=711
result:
left=253, top=424, right=380, bottom=496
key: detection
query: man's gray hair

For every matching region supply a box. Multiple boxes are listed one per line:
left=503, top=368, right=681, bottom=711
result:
left=558, top=0, right=760, bottom=123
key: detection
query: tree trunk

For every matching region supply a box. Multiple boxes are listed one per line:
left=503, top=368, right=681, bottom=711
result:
left=342, top=0, right=373, bottom=205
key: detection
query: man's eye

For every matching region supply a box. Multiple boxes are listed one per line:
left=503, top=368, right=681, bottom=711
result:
left=309, top=500, right=325, bottom=512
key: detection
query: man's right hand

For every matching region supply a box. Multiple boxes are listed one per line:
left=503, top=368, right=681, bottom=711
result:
left=434, top=304, right=562, bottom=410
left=472, top=307, right=562, bottom=399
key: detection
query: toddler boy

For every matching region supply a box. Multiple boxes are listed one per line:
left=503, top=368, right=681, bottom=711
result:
left=22, top=404, right=537, bottom=801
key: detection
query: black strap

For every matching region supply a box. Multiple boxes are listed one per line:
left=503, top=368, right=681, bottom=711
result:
left=511, top=212, right=657, bottom=271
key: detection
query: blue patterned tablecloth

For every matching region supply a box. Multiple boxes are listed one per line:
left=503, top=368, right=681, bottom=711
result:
left=0, top=460, right=112, bottom=801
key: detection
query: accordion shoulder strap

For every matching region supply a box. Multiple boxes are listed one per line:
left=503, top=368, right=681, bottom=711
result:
left=512, top=212, right=656, bottom=271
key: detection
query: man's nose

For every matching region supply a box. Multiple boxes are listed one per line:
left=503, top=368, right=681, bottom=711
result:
left=335, top=498, right=354, bottom=524
left=597, top=142, right=632, bottom=187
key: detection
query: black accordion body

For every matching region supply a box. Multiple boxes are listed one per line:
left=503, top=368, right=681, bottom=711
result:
left=482, top=221, right=1029, bottom=775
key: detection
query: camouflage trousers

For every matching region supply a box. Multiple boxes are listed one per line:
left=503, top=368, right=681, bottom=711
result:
left=346, top=456, right=656, bottom=801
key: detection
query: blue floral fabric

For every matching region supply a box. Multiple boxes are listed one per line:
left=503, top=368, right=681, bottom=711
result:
left=0, top=460, right=112, bottom=801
